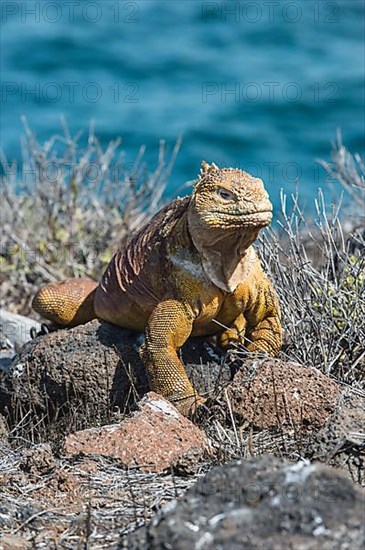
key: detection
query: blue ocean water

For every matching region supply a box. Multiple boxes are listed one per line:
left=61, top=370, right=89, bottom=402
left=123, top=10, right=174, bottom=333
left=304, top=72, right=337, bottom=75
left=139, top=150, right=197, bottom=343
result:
left=1, top=0, right=364, bottom=210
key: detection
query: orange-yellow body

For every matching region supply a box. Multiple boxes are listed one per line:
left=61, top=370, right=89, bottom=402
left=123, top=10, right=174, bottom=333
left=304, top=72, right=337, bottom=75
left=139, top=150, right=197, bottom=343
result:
left=33, top=162, right=282, bottom=415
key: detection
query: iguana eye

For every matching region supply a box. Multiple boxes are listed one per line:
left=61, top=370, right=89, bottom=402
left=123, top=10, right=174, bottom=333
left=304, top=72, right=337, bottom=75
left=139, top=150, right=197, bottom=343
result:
left=217, top=188, right=235, bottom=201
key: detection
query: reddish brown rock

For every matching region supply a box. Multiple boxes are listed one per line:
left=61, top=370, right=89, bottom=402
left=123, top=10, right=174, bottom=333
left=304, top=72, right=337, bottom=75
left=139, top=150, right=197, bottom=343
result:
left=227, top=359, right=340, bottom=430
left=20, top=443, right=56, bottom=476
left=64, top=392, right=210, bottom=473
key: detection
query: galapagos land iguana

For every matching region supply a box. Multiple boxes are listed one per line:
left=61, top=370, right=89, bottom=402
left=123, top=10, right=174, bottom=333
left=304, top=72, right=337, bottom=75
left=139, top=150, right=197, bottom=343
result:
left=32, top=162, right=282, bottom=415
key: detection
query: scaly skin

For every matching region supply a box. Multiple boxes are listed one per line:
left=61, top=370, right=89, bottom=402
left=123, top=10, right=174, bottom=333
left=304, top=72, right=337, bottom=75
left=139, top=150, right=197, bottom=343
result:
left=33, top=162, right=282, bottom=416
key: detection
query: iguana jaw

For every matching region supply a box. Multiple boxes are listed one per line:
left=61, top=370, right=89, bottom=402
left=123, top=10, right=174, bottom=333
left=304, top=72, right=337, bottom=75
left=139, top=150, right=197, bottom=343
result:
left=204, top=208, right=273, bottom=229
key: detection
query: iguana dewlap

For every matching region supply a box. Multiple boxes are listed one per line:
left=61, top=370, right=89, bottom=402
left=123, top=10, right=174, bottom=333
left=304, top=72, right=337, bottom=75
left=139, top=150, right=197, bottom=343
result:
left=32, top=162, right=282, bottom=415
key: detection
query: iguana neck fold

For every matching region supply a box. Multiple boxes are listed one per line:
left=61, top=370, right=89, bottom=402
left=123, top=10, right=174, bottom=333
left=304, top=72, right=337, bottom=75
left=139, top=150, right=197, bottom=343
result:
left=187, top=207, right=259, bottom=292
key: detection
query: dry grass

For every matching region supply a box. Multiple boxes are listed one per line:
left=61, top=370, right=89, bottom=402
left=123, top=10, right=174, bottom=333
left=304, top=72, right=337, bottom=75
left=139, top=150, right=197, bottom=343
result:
left=1, top=118, right=180, bottom=316
left=0, top=443, right=202, bottom=549
left=256, top=137, right=364, bottom=390
left=257, top=192, right=364, bottom=386
left=0, top=125, right=364, bottom=546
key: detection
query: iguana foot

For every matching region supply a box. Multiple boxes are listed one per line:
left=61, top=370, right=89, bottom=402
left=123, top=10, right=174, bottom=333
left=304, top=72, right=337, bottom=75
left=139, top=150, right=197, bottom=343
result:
left=171, top=394, right=207, bottom=417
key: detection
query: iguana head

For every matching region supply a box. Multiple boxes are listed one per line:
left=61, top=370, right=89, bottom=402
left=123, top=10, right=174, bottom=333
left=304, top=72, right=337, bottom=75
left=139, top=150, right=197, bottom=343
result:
left=187, top=161, right=274, bottom=291
left=190, top=161, right=273, bottom=231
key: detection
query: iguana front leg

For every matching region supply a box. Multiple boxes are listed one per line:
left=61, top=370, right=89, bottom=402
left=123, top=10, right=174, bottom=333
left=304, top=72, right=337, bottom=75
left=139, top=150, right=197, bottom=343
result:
left=141, top=299, right=205, bottom=416
left=217, top=278, right=282, bottom=355
left=245, top=278, right=282, bottom=356
left=216, top=313, right=246, bottom=351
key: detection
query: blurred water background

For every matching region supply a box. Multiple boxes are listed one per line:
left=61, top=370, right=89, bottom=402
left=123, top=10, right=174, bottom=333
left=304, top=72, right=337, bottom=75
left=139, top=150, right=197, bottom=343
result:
left=1, top=0, right=364, bottom=210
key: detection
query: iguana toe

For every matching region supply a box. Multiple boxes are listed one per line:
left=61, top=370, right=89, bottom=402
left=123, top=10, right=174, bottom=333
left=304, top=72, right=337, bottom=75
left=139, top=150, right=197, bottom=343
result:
left=172, top=394, right=207, bottom=417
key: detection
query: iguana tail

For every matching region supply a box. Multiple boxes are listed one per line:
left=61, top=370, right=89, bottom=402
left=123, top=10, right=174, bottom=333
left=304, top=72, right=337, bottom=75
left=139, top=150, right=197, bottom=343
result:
left=32, top=277, right=98, bottom=327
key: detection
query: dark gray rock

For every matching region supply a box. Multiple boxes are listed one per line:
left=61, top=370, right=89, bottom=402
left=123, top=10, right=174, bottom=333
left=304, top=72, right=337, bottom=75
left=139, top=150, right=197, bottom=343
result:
left=127, top=455, right=365, bottom=549
left=309, top=390, right=365, bottom=485
left=0, top=319, right=228, bottom=439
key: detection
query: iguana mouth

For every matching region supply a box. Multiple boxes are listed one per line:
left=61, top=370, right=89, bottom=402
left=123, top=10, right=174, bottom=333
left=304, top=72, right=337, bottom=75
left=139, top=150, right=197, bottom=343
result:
left=212, top=210, right=273, bottom=227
